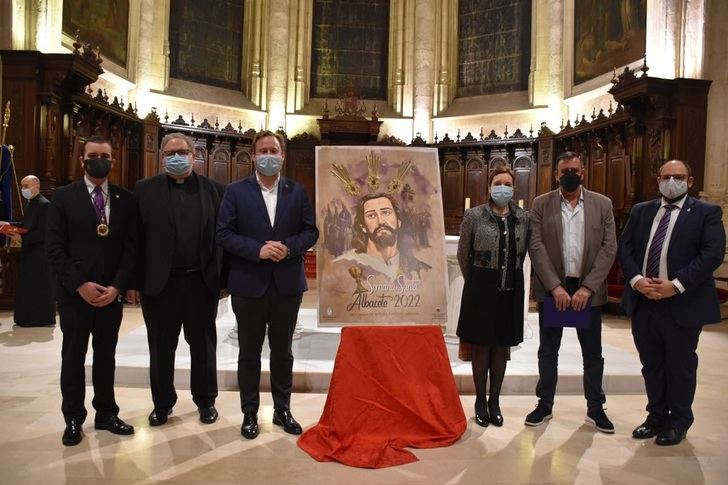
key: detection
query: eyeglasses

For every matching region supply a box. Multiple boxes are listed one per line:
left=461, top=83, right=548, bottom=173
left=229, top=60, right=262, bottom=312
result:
left=162, top=149, right=191, bottom=157
left=659, top=174, right=688, bottom=181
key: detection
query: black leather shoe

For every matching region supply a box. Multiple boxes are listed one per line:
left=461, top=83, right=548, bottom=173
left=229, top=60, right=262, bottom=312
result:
left=241, top=412, right=259, bottom=439
left=199, top=406, right=218, bottom=424
left=94, top=416, right=135, bottom=435
left=148, top=408, right=173, bottom=427
left=655, top=427, right=686, bottom=446
left=62, top=420, right=83, bottom=446
left=632, top=421, right=663, bottom=439
left=273, top=409, right=302, bottom=435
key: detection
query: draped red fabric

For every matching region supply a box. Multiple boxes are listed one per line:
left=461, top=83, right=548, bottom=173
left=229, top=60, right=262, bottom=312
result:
left=298, top=325, right=466, bottom=468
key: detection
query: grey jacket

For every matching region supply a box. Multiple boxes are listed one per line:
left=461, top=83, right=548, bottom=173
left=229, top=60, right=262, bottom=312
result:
left=528, top=187, right=617, bottom=305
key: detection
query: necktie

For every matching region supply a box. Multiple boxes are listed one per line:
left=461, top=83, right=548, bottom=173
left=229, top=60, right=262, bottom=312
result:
left=92, top=186, right=106, bottom=223
left=645, top=204, right=675, bottom=278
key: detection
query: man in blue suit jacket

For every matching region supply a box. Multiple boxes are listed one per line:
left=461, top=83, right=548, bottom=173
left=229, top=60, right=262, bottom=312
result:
left=217, top=130, right=319, bottom=440
left=619, top=160, right=726, bottom=446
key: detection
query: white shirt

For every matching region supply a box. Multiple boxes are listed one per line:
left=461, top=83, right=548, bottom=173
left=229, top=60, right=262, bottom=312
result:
left=256, top=173, right=279, bottom=226
left=629, top=196, right=686, bottom=293
left=561, top=188, right=585, bottom=278
left=84, top=175, right=110, bottom=223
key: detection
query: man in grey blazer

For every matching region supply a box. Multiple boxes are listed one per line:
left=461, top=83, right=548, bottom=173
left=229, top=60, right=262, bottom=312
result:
left=526, top=151, right=617, bottom=433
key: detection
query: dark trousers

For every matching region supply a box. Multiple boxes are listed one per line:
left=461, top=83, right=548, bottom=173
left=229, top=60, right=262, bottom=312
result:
left=141, top=272, right=219, bottom=410
left=632, top=300, right=701, bottom=432
left=536, top=278, right=606, bottom=411
left=59, top=300, right=123, bottom=424
left=232, top=286, right=302, bottom=414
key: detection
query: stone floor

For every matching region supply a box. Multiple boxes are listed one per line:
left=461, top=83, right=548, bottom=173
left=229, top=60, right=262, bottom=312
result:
left=1, top=298, right=727, bottom=484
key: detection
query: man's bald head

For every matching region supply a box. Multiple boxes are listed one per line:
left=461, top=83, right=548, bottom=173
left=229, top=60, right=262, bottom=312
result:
left=21, top=175, right=40, bottom=199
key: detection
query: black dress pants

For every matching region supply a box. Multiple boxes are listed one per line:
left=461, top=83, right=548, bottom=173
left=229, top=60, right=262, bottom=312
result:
left=232, top=285, right=302, bottom=414
left=632, top=299, right=701, bottom=432
left=59, top=299, right=122, bottom=424
left=536, top=278, right=606, bottom=411
left=141, top=272, right=219, bottom=410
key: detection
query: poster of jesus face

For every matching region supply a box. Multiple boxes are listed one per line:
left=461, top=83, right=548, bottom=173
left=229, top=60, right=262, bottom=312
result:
left=316, top=146, right=448, bottom=326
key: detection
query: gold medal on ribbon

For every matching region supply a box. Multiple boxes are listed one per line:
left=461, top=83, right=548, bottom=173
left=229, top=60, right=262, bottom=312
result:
left=97, top=223, right=109, bottom=237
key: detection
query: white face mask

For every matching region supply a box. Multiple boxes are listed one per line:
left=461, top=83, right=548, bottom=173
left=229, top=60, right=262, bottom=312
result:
left=21, top=188, right=34, bottom=200
left=659, top=177, right=688, bottom=200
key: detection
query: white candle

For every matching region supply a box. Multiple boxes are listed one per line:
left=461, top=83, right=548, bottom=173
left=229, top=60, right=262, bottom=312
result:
left=465, top=197, right=471, bottom=210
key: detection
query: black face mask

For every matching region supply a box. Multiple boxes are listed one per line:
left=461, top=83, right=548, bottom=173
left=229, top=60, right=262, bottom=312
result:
left=84, top=158, right=111, bottom=179
left=559, top=170, right=581, bottom=192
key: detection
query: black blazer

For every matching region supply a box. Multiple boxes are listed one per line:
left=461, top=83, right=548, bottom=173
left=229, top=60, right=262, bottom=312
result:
left=134, top=173, right=227, bottom=296
left=17, top=194, right=50, bottom=248
left=46, top=180, right=139, bottom=304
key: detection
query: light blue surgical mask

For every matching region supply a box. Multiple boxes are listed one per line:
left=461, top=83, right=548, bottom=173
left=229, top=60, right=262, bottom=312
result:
left=21, top=188, right=34, bottom=200
left=490, top=185, right=513, bottom=207
left=256, top=155, right=283, bottom=176
left=164, top=154, right=191, bottom=176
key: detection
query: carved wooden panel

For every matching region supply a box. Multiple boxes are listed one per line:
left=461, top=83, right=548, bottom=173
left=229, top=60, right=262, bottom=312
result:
left=513, top=154, right=534, bottom=208
left=210, top=142, right=231, bottom=184
left=232, top=149, right=252, bottom=182
left=193, top=141, right=207, bottom=175
left=465, top=157, right=486, bottom=208
left=588, top=137, right=606, bottom=194
left=442, top=157, right=464, bottom=234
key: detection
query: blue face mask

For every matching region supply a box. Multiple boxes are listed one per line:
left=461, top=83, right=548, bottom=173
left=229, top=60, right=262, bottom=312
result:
left=256, top=155, right=283, bottom=176
left=490, top=185, right=513, bottom=207
left=21, top=188, right=34, bottom=200
left=164, top=154, right=191, bottom=176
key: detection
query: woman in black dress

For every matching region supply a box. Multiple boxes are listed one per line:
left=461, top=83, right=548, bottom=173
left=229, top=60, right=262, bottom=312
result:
left=456, top=166, right=530, bottom=427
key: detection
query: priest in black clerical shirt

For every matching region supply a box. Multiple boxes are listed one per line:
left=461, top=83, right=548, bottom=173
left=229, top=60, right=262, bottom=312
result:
left=129, top=132, right=227, bottom=427
left=1, top=175, right=55, bottom=327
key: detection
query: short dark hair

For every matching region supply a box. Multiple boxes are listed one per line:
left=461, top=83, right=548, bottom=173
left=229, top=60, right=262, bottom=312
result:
left=659, top=159, right=692, bottom=177
left=351, top=193, right=401, bottom=254
left=84, top=135, right=112, bottom=148
left=252, top=130, right=286, bottom=153
left=555, top=151, right=583, bottom=168
left=488, top=166, right=515, bottom=187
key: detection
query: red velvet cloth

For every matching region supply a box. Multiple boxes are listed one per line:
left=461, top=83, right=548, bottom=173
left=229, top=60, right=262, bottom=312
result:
left=298, top=325, right=466, bottom=468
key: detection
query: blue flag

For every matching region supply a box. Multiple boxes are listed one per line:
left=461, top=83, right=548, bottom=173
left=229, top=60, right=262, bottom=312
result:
left=0, top=145, right=13, bottom=244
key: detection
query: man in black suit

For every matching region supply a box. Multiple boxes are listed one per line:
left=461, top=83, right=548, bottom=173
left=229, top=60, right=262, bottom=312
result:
left=619, top=160, right=726, bottom=445
left=1, top=175, right=55, bottom=326
left=46, top=135, right=138, bottom=446
left=217, top=130, right=319, bottom=439
left=129, top=132, right=226, bottom=427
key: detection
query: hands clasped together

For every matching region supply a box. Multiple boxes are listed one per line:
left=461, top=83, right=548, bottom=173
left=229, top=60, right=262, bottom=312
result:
left=634, top=277, right=678, bottom=300
left=77, top=282, right=119, bottom=307
left=551, top=285, right=593, bottom=311
left=259, top=240, right=289, bottom=262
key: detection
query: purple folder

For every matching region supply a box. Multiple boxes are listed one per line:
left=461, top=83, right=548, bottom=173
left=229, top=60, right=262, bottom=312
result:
left=542, top=295, right=591, bottom=328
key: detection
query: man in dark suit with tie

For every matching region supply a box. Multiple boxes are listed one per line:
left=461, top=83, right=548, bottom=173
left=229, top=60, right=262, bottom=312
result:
left=130, top=132, right=226, bottom=427
left=619, top=159, right=726, bottom=446
left=46, top=135, right=138, bottom=446
left=217, top=130, right=319, bottom=439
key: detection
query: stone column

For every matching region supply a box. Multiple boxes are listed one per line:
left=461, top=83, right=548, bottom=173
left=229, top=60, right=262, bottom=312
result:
left=267, top=0, right=290, bottom=130
left=412, top=0, right=435, bottom=141
left=129, top=0, right=168, bottom=114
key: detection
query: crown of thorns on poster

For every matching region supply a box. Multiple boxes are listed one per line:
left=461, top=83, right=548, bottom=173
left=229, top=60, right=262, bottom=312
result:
left=323, top=151, right=434, bottom=262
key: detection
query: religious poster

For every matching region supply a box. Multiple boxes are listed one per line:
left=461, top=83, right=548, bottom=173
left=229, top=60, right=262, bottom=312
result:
left=63, top=0, right=130, bottom=68
left=316, top=146, right=448, bottom=326
left=574, top=0, right=647, bottom=85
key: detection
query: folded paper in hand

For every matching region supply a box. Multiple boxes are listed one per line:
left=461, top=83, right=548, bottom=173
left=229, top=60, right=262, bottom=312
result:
left=0, top=225, right=28, bottom=236
left=542, top=295, right=591, bottom=328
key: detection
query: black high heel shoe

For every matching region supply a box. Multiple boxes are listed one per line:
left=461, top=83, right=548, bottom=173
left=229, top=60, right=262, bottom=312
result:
left=475, top=405, right=490, bottom=427
left=488, top=402, right=504, bottom=427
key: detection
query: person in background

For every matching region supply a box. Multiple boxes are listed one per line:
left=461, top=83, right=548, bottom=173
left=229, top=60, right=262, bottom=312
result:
left=46, top=135, right=138, bottom=446
left=0, top=175, right=55, bottom=326
left=456, top=166, right=530, bottom=427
